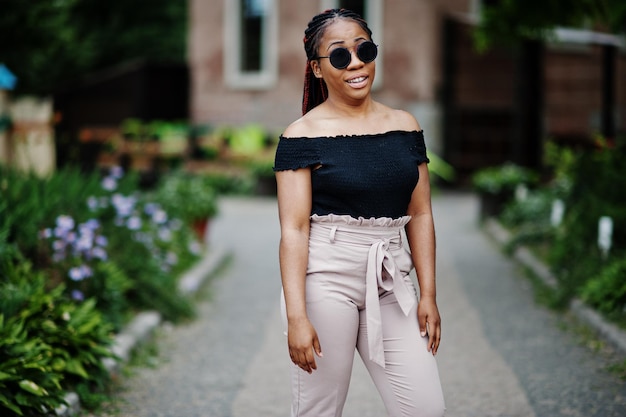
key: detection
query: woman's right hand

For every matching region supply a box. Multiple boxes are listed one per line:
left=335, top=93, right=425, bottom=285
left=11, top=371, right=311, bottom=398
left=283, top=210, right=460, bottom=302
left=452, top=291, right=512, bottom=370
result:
left=287, top=317, right=323, bottom=374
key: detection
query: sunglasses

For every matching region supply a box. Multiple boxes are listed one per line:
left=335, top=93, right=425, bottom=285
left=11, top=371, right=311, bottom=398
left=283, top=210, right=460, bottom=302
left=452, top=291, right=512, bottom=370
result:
left=316, top=41, right=378, bottom=69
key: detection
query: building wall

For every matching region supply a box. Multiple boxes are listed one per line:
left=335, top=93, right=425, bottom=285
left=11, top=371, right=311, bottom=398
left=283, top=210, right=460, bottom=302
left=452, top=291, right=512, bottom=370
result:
left=189, top=0, right=316, bottom=132
left=545, top=45, right=604, bottom=141
left=545, top=44, right=626, bottom=142
left=188, top=0, right=471, bottom=142
left=188, top=0, right=624, bottom=177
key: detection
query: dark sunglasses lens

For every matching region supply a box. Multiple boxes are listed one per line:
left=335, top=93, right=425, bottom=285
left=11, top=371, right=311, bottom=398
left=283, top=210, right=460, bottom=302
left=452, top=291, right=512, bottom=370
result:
left=329, top=48, right=351, bottom=69
left=357, top=42, right=377, bottom=63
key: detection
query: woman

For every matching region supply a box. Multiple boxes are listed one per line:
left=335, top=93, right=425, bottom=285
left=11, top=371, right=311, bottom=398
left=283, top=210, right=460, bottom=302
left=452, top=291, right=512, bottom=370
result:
left=274, top=8, right=445, bottom=417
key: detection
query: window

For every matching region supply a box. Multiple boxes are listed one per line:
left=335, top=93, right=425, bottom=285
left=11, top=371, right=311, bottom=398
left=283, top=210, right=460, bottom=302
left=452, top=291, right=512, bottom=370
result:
left=320, top=0, right=384, bottom=88
left=225, top=0, right=278, bottom=89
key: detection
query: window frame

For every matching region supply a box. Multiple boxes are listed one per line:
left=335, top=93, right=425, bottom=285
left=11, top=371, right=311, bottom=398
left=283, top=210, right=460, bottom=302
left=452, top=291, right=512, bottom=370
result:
left=224, top=0, right=279, bottom=90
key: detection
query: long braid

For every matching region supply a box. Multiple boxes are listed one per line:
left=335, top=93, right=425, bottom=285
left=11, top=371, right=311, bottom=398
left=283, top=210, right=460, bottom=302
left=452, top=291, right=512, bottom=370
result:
left=301, top=9, right=373, bottom=115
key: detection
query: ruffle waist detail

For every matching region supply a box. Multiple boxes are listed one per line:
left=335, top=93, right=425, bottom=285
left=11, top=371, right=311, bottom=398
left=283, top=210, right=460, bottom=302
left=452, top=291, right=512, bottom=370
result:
left=310, top=214, right=411, bottom=229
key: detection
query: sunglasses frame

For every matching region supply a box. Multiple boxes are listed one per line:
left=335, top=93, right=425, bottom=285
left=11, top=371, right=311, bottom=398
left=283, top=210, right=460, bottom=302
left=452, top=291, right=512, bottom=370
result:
left=316, top=41, right=378, bottom=69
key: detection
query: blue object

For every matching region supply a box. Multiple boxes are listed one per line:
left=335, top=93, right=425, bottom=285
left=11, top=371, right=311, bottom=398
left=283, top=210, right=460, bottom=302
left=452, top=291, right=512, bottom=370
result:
left=0, top=64, right=17, bottom=90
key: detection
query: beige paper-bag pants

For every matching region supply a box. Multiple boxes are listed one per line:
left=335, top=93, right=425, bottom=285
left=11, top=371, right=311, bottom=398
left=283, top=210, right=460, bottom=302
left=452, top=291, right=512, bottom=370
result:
left=282, top=214, right=445, bottom=417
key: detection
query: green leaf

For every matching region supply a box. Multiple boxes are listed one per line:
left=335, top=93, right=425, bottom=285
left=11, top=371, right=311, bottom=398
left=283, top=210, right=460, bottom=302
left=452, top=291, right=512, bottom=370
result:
left=50, top=358, right=67, bottom=372
left=18, top=379, right=48, bottom=396
left=0, top=392, right=24, bottom=415
left=65, top=359, right=89, bottom=379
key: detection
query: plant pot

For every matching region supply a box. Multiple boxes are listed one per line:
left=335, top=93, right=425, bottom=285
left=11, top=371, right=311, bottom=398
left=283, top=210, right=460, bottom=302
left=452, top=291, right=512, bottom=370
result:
left=255, top=175, right=277, bottom=196
left=192, top=218, right=210, bottom=243
left=478, top=191, right=510, bottom=221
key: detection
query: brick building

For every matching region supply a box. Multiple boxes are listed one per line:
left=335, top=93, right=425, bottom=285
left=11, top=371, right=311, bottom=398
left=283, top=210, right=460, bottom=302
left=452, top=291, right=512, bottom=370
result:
left=188, top=0, right=626, bottom=181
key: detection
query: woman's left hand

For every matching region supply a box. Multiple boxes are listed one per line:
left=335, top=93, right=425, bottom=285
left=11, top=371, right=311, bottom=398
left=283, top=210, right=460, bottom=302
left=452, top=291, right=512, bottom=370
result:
left=418, top=296, right=441, bottom=355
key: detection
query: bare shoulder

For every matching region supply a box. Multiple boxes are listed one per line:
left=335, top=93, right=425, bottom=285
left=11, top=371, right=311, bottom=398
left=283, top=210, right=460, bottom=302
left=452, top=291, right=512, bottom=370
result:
left=282, top=117, right=309, bottom=138
left=282, top=107, right=329, bottom=138
left=372, top=102, right=421, bottom=132
left=389, top=108, right=422, bottom=132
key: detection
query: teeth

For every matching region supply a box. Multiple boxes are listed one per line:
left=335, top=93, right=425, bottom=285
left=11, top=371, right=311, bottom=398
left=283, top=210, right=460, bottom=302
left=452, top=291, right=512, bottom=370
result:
left=348, top=76, right=366, bottom=83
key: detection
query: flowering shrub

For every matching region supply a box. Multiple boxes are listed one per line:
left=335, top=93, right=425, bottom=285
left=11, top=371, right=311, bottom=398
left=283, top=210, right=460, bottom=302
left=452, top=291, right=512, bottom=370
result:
left=40, top=216, right=109, bottom=299
left=0, top=163, right=217, bottom=412
left=33, top=166, right=201, bottom=326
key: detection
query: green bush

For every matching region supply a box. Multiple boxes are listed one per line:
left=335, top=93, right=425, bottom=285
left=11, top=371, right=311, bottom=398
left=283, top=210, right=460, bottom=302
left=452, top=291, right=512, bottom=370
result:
left=547, top=137, right=626, bottom=294
left=0, top=258, right=115, bottom=416
left=0, top=164, right=222, bottom=413
left=75, top=169, right=199, bottom=323
left=153, top=171, right=219, bottom=223
left=580, top=257, right=626, bottom=320
left=3, top=165, right=201, bottom=327
left=200, top=171, right=255, bottom=195
left=500, top=137, right=626, bottom=320
left=501, top=189, right=553, bottom=229
left=499, top=189, right=556, bottom=252
left=472, top=162, right=539, bottom=195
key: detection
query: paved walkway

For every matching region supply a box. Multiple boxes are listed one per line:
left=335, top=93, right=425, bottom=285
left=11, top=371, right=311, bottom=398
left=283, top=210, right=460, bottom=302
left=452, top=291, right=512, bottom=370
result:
left=96, top=193, right=626, bottom=417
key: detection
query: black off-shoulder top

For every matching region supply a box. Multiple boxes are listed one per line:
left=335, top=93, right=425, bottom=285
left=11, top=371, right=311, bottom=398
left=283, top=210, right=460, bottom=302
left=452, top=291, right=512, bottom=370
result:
left=273, top=130, right=429, bottom=219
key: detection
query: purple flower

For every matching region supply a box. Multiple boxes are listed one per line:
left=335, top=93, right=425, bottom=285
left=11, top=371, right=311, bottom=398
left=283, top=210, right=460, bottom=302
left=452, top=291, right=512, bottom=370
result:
left=68, top=267, right=85, bottom=281
left=188, top=241, right=202, bottom=255
left=95, top=235, right=108, bottom=247
left=71, top=290, right=85, bottom=301
left=158, top=227, right=172, bottom=242
left=52, top=240, right=66, bottom=251
left=87, top=196, right=99, bottom=211
left=165, top=252, right=178, bottom=266
left=68, top=265, right=92, bottom=281
left=152, top=209, right=168, bottom=224
left=40, top=228, right=52, bottom=239
left=102, top=176, right=117, bottom=191
left=127, top=216, right=142, bottom=230
left=56, top=215, right=75, bottom=231
left=92, top=247, right=108, bottom=260
left=65, top=231, right=76, bottom=244
left=80, top=264, right=93, bottom=278
left=84, top=219, right=100, bottom=230
left=75, top=234, right=93, bottom=252
left=109, top=166, right=124, bottom=179
left=144, top=202, right=158, bottom=216
left=112, top=194, right=136, bottom=218
left=54, top=215, right=75, bottom=238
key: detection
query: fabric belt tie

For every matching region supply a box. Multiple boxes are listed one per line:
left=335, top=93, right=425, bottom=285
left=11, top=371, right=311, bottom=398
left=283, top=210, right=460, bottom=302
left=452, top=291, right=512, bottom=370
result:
left=366, top=238, right=415, bottom=368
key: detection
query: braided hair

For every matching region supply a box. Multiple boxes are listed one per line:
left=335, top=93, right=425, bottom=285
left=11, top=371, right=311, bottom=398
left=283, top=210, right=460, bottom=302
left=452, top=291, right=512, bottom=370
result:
left=301, top=9, right=374, bottom=115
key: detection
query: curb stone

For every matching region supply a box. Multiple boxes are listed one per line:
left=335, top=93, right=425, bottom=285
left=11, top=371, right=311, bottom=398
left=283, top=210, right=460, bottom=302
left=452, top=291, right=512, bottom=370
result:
left=53, top=246, right=231, bottom=417
left=484, top=218, right=626, bottom=356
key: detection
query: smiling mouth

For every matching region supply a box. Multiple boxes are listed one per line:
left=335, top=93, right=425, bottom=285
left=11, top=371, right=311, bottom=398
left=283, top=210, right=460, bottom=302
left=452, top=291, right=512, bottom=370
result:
left=347, top=76, right=367, bottom=84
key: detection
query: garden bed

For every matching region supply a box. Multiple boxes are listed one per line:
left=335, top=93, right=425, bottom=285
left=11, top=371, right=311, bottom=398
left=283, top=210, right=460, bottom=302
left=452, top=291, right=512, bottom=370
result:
left=0, top=163, right=246, bottom=416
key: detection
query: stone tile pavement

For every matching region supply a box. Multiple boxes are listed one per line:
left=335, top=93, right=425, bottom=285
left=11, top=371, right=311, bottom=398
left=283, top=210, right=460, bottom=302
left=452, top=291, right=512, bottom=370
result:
left=90, top=193, right=626, bottom=417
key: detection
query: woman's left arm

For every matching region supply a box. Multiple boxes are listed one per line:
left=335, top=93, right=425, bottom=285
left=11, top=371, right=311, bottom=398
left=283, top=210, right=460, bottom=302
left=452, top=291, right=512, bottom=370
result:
left=405, top=163, right=441, bottom=355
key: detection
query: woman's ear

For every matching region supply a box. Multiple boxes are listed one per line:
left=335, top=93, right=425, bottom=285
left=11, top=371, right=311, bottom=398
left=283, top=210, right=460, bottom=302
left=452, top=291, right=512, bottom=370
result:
left=310, top=60, right=322, bottom=78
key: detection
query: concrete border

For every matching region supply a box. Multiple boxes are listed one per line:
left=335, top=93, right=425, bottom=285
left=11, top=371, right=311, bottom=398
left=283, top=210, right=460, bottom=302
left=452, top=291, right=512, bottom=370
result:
left=53, top=246, right=231, bottom=417
left=484, top=218, right=626, bottom=356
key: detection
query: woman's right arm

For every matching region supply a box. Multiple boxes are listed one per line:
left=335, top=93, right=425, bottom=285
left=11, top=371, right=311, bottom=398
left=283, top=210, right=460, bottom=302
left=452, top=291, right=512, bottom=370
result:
left=276, top=167, right=322, bottom=373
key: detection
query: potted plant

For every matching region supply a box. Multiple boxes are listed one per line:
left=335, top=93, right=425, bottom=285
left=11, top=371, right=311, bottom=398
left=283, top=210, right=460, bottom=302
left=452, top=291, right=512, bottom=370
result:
left=472, top=162, right=538, bottom=221
left=247, top=158, right=277, bottom=196
left=155, top=172, right=219, bottom=242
